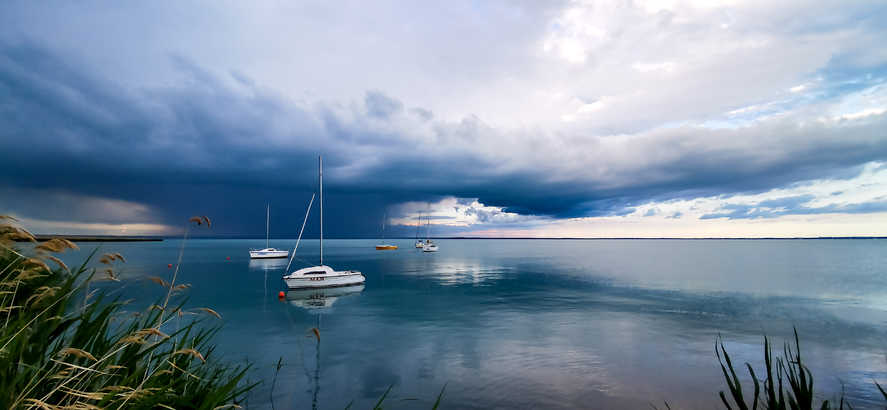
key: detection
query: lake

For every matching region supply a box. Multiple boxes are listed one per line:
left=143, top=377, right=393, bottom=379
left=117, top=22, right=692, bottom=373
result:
left=61, top=238, right=887, bottom=409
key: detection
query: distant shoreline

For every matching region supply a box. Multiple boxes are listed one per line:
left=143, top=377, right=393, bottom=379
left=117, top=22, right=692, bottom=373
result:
left=20, top=235, right=163, bottom=242
left=19, top=235, right=886, bottom=242
left=164, top=236, right=886, bottom=240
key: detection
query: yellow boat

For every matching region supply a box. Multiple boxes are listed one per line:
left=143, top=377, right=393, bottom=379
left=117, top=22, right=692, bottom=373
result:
left=375, top=244, right=398, bottom=250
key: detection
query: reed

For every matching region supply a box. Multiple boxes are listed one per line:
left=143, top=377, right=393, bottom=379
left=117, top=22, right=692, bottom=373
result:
left=716, top=328, right=874, bottom=410
left=0, top=216, right=253, bottom=409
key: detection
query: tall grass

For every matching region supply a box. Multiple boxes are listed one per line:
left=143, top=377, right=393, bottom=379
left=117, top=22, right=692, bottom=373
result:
left=717, top=328, right=887, bottom=410
left=0, top=216, right=253, bottom=409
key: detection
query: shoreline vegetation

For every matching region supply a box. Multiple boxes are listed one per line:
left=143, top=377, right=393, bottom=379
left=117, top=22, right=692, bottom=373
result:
left=0, top=215, right=251, bottom=408
left=714, top=330, right=887, bottom=410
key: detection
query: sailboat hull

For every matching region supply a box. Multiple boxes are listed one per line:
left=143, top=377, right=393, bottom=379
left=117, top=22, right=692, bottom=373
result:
left=284, top=271, right=366, bottom=289
left=375, top=245, right=397, bottom=250
left=249, top=249, right=289, bottom=259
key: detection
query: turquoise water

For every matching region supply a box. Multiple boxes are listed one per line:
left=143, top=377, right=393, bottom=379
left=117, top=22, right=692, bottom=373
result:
left=61, top=239, right=887, bottom=409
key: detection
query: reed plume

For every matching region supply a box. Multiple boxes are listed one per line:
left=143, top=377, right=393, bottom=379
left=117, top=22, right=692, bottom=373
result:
left=0, top=217, right=252, bottom=409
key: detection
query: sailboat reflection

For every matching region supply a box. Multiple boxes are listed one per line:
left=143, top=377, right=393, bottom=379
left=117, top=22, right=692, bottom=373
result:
left=248, top=257, right=288, bottom=271
left=285, top=284, right=365, bottom=310
left=249, top=257, right=289, bottom=311
left=282, top=285, right=364, bottom=409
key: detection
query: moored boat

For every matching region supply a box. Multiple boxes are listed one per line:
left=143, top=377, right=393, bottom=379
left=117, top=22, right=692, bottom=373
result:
left=250, top=204, right=289, bottom=259
left=250, top=248, right=289, bottom=258
left=375, top=212, right=397, bottom=250
left=283, top=156, right=366, bottom=289
left=421, top=213, right=438, bottom=252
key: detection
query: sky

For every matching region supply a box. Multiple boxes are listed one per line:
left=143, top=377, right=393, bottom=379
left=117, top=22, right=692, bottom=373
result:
left=1, top=0, right=886, bottom=238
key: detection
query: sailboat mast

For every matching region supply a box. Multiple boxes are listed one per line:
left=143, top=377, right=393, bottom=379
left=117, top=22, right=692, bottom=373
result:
left=415, top=211, right=421, bottom=239
left=319, top=155, right=323, bottom=266
left=266, top=204, right=270, bottom=248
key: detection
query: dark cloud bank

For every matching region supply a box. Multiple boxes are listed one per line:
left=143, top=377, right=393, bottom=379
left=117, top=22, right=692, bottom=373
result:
left=1, top=42, right=886, bottom=236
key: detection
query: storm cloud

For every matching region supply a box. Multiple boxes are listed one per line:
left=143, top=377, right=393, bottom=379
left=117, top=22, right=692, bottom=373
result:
left=1, top=1, right=886, bottom=237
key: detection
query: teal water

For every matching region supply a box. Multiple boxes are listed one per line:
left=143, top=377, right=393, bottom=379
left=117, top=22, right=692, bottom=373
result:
left=61, top=239, right=887, bottom=409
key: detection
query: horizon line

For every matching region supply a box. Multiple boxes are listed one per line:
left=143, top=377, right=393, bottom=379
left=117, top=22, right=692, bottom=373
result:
left=21, top=234, right=887, bottom=242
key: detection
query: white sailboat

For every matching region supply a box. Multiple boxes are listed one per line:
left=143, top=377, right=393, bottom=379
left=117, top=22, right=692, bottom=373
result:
left=249, top=204, right=289, bottom=259
left=422, top=214, right=438, bottom=252
left=283, top=156, right=366, bottom=289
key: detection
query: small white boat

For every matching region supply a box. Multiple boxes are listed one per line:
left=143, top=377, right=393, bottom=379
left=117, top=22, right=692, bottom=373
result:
left=421, top=214, right=438, bottom=252
left=415, top=240, right=424, bottom=248
left=250, top=204, right=289, bottom=259
left=250, top=248, right=289, bottom=259
left=283, top=156, right=366, bottom=290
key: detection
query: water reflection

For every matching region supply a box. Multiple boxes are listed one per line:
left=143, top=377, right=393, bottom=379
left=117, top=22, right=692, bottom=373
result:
left=398, top=258, right=509, bottom=286
left=285, top=285, right=365, bottom=310
left=248, top=258, right=288, bottom=311
left=283, top=285, right=364, bottom=410
left=248, top=257, right=288, bottom=271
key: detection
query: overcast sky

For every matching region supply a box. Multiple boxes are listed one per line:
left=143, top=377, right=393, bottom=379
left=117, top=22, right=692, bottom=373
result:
left=1, top=0, right=886, bottom=238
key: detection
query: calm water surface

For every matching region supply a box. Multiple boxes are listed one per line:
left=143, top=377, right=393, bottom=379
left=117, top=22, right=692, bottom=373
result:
left=63, top=239, right=887, bottom=409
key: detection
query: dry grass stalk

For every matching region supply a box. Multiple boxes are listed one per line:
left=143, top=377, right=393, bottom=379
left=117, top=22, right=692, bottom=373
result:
left=58, top=348, right=97, bottom=362
left=65, top=403, right=102, bottom=410
left=196, top=307, right=221, bottom=319
left=51, top=358, right=111, bottom=375
left=166, top=360, right=203, bottom=380
left=14, top=268, right=47, bottom=284
left=117, top=336, right=147, bottom=345
left=23, top=398, right=53, bottom=409
left=58, top=386, right=104, bottom=401
left=147, top=277, right=170, bottom=288
left=213, top=405, right=243, bottom=410
left=173, top=348, right=206, bottom=363
left=116, top=387, right=162, bottom=401
left=26, top=286, right=59, bottom=307
left=35, top=239, right=78, bottom=253
left=46, top=256, right=69, bottom=272
left=101, top=268, right=119, bottom=282
left=1, top=228, right=36, bottom=244
left=23, top=258, right=51, bottom=273
left=136, top=328, right=169, bottom=339
left=50, top=369, right=73, bottom=380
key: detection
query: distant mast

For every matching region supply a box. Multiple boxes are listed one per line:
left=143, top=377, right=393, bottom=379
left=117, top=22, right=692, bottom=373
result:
left=265, top=204, right=270, bottom=249
left=319, top=155, right=323, bottom=266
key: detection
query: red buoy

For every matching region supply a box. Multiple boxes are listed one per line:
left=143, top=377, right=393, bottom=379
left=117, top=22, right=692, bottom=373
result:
left=278, top=291, right=285, bottom=299
left=167, top=263, right=172, bottom=268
